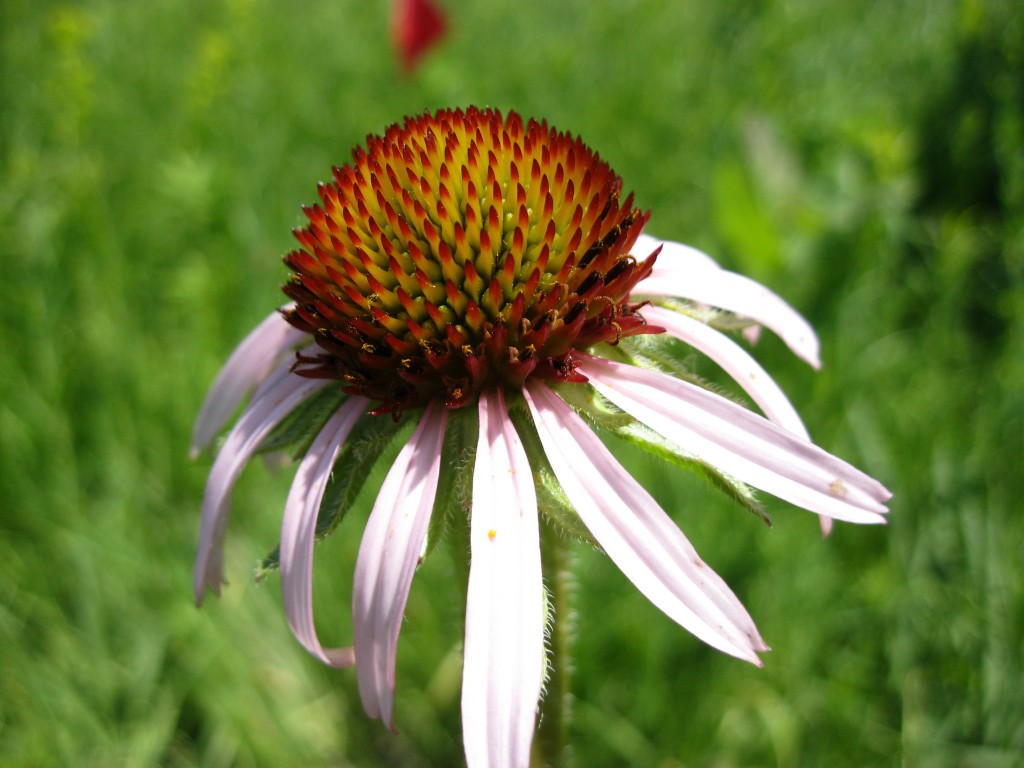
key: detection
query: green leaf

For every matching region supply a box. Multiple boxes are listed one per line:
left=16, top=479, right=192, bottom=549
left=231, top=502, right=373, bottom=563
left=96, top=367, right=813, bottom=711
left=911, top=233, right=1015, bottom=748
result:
left=618, top=331, right=759, bottom=410
left=616, top=333, right=703, bottom=385
left=548, top=381, right=632, bottom=430
left=255, top=383, right=349, bottom=458
left=255, top=409, right=415, bottom=579
left=650, top=297, right=759, bottom=334
left=424, top=406, right=479, bottom=559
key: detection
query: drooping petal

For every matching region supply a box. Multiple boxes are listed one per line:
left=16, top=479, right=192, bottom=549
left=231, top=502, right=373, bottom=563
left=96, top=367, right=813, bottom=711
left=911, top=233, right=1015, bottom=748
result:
left=523, top=383, right=766, bottom=664
left=580, top=356, right=891, bottom=523
left=462, top=388, right=545, bottom=768
left=194, top=372, right=330, bottom=604
left=191, top=307, right=307, bottom=458
left=634, top=234, right=821, bottom=368
left=644, top=285, right=834, bottom=536
left=352, top=400, right=448, bottom=729
left=633, top=232, right=720, bottom=272
left=280, top=396, right=370, bottom=668
left=642, top=305, right=810, bottom=439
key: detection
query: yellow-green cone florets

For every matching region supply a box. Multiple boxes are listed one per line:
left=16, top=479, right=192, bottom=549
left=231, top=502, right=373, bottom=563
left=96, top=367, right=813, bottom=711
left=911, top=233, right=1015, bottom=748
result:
left=283, top=107, right=660, bottom=414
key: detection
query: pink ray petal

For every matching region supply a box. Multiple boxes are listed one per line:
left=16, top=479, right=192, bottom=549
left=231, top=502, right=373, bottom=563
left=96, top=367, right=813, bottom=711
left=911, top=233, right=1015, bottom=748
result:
left=280, top=397, right=370, bottom=668
left=524, top=383, right=766, bottom=664
left=634, top=234, right=821, bottom=368
left=194, top=372, right=330, bottom=605
left=633, top=232, right=720, bottom=272
left=353, top=400, right=448, bottom=729
left=642, top=305, right=810, bottom=439
left=462, top=388, right=545, bottom=768
left=644, top=303, right=834, bottom=537
left=580, top=356, right=891, bottom=523
left=191, top=307, right=306, bottom=458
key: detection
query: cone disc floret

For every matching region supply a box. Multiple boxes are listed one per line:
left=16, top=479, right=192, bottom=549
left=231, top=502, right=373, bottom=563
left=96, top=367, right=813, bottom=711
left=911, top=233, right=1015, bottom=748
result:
left=283, top=107, right=658, bottom=414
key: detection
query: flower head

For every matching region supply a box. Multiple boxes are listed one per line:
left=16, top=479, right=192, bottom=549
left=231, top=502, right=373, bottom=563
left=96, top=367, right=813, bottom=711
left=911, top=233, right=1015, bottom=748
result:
left=193, top=107, right=890, bottom=768
left=281, top=107, right=653, bottom=414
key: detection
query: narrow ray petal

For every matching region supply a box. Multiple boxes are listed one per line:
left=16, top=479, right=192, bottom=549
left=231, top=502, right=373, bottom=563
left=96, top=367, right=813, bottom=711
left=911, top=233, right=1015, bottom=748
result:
left=353, top=401, right=448, bottom=729
left=191, top=307, right=306, bottom=457
left=194, top=374, right=330, bottom=604
left=643, top=305, right=810, bottom=439
left=280, top=397, right=370, bottom=668
left=524, top=383, right=766, bottom=663
left=462, top=388, right=545, bottom=768
left=580, top=357, right=891, bottom=523
left=645, top=297, right=833, bottom=536
left=633, top=232, right=720, bottom=272
left=634, top=235, right=821, bottom=368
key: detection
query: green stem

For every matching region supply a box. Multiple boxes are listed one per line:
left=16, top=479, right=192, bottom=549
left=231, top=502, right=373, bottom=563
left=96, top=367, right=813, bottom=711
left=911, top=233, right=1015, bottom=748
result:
left=532, top=524, right=574, bottom=768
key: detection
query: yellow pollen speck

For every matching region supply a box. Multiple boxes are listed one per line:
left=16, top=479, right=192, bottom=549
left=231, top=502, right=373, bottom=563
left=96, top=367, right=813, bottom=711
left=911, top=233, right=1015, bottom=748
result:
left=829, top=480, right=849, bottom=498
left=487, top=529, right=497, bottom=540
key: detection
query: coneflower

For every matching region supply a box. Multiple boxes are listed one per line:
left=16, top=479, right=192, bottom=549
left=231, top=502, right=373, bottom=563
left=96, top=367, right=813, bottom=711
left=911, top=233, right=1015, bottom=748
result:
left=192, top=107, right=890, bottom=768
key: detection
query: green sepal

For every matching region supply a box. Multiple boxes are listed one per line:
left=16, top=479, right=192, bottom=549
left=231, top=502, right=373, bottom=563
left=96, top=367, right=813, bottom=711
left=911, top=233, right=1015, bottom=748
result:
left=423, top=405, right=479, bottom=560
left=616, top=334, right=704, bottom=386
left=255, top=383, right=349, bottom=458
left=549, top=380, right=632, bottom=430
left=506, top=394, right=599, bottom=548
left=255, top=409, right=414, bottom=579
left=618, top=323, right=761, bottom=411
left=652, top=297, right=760, bottom=334
left=610, top=417, right=772, bottom=527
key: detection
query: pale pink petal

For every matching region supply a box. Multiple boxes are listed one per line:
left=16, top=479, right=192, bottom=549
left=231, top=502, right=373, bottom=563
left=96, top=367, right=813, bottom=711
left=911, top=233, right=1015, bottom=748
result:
left=279, top=397, right=370, bottom=668
left=191, top=307, right=307, bottom=458
left=580, top=356, right=891, bottom=523
left=523, top=383, right=766, bottom=664
left=462, top=388, right=545, bottom=768
left=644, top=293, right=834, bottom=537
left=634, top=234, right=821, bottom=369
left=194, top=373, right=330, bottom=605
left=352, top=401, right=448, bottom=729
left=643, top=305, right=810, bottom=440
left=818, top=506, right=835, bottom=536
left=633, top=232, right=720, bottom=272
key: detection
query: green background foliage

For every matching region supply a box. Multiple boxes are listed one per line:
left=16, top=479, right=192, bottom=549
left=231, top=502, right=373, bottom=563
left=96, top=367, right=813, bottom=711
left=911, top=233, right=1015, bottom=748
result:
left=1, top=0, right=1021, bottom=765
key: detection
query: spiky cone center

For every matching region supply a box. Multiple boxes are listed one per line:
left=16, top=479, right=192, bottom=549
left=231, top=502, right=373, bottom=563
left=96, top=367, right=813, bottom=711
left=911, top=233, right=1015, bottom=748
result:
left=283, top=107, right=660, bottom=414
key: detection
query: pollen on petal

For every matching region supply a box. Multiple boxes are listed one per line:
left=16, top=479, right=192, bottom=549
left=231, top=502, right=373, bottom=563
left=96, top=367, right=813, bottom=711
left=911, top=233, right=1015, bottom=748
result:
left=829, top=480, right=850, bottom=498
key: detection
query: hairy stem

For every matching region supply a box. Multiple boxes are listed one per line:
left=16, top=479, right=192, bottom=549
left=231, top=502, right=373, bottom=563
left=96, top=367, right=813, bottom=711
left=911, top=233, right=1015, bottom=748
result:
left=532, top=524, right=574, bottom=768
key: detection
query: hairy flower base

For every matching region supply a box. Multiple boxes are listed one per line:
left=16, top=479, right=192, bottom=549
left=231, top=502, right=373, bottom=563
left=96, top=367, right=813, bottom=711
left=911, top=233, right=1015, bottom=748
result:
left=192, top=107, right=891, bottom=768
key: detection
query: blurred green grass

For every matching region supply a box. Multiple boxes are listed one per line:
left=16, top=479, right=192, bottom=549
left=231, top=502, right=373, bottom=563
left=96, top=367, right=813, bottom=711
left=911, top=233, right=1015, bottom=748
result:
left=1, top=0, right=1021, bottom=765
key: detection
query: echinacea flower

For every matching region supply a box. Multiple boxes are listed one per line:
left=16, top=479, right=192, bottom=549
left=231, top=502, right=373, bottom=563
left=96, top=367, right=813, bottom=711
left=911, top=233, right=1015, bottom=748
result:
left=192, top=107, right=891, bottom=768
